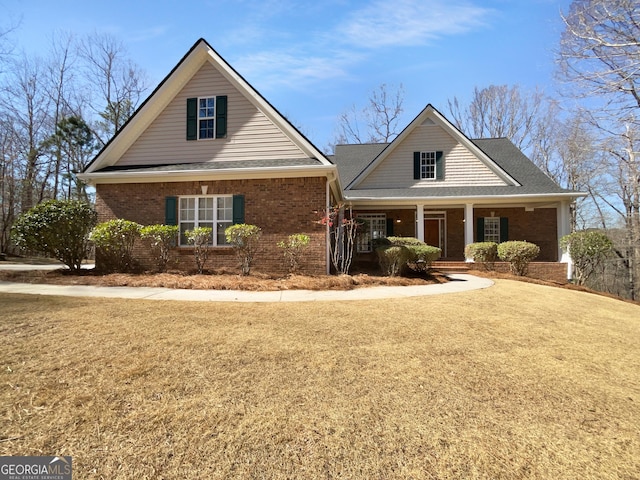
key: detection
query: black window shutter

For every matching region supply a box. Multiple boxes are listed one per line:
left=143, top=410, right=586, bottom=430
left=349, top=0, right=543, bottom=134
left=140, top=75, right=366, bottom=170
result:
left=165, top=196, right=178, bottom=225
left=386, top=218, right=394, bottom=237
left=500, top=217, right=509, bottom=242
left=216, top=95, right=227, bottom=138
left=232, top=194, right=245, bottom=224
left=186, top=98, right=197, bottom=140
left=476, top=217, right=485, bottom=242
left=435, top=151, right=444, bottom=180
left=413, top=152, right=421, bottom=179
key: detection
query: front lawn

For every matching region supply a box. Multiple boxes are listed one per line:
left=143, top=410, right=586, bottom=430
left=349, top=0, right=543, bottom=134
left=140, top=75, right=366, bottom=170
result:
left=1, top=280, right=639, bottom=478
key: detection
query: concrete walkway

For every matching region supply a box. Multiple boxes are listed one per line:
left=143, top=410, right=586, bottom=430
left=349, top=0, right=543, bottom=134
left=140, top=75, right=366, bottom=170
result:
left=0, top=273, right=493, bottom=303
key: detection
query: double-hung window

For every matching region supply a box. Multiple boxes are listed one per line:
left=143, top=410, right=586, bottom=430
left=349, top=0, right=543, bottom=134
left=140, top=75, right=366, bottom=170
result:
left=413, top=151, right=444, bottom=180
left=179, top=196, right=233, bottom=246
left=420, top=151, right=436, bottom=180
left=186, top=96, right=227, bottom=140
left=198, top=97, right=216, bottom=139
left=356, top=214, right=387, bottom=253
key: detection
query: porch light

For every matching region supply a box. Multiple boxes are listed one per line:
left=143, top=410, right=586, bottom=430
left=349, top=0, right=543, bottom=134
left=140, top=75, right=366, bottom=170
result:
left=396, top=217, right=401, bottom=223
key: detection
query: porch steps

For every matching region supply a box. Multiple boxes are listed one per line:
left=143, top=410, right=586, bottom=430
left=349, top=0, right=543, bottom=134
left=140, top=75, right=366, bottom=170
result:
left=433, top=261, right=471, bottom=273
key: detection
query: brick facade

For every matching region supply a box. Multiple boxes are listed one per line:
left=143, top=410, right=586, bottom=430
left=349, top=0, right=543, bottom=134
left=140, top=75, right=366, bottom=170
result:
left=95, top=177, right=328, bottom=275
left=353, top=206, right=559, bottom=263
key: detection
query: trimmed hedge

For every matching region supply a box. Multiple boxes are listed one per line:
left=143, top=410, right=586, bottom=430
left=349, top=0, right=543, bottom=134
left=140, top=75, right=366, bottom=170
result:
left=377, top=237, right=441, bottom=276
left=90, top=219, right=142, bottom=273
left=497, top=241, right=540, bottom=276
left=465, top=242, right=498, bottom=269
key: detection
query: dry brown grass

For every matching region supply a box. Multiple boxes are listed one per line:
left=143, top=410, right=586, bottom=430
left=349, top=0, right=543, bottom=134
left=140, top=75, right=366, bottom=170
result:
left=1, top=280, right=639, bottom=479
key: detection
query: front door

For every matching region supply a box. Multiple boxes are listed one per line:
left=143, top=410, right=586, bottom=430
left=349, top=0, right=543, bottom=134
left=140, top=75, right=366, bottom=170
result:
left=424, top=219, right=441, bottom=247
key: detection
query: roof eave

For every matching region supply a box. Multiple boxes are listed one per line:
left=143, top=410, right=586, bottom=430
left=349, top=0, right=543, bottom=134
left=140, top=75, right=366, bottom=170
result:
left=343, top=191, right=587, bottom=206
left=78, top=164, right=339, bottom=185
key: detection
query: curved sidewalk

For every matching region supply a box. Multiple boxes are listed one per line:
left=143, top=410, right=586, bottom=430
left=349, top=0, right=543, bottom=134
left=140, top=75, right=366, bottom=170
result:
left=0, top=274, right=493, bottom=303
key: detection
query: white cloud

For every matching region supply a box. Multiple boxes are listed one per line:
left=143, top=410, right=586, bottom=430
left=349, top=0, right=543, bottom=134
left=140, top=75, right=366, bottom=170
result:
left=234, top=49, right=364, bottom=91
left=336, top=0, right=493, bottom=48
left=231, top=0, right=493, bottom=90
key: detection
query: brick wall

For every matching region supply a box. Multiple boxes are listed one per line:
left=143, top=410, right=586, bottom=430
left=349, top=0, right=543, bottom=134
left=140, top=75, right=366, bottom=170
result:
left=95, top=177, right=328, bottom=275
left=474, top=207, right=558, bottom=261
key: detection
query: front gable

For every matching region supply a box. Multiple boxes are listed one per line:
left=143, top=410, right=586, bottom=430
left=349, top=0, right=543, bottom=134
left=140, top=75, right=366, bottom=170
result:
left=115, top=61, right=307, bottom=167
left=83, top=39, right=330, bottom=175
left=348, top=105, right=519, bottom=191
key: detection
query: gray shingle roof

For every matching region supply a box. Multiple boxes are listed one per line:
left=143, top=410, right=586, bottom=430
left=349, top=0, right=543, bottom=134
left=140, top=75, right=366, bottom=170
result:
left=332, top=138, right=577, bottom=199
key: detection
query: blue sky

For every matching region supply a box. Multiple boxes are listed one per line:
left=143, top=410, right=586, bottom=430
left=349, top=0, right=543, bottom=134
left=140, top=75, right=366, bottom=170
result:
left=5, top=0, right=571, bottom=149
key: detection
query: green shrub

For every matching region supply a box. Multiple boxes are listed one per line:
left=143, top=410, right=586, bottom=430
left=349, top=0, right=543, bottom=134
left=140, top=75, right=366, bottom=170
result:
left=407, top=244, right=442, bottom=273
left=465, top=242, right=498, bottom=270
left=376, top=245, right=412, bottom=277
left=386, top=236, right=424, bottom=246
left=90, top=219, right=142, bottom=272
left=560, top=231, right=612, bottom=285
left=184, top=227, right=213, bottom=274
left=11, top=199, right=97, bottom=272
left=376, top=237, right=441, bottom=276
left=497, top=241, right=540, bottom=276
left=277, top=233, right=310, bottom=273
left=225, top=224, right=262, bottom=275
left=140, top=224, right=179, bottom=272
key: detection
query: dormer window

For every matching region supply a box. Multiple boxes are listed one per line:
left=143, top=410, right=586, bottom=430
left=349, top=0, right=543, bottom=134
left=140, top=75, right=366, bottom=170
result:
left=413, top=150, right=444, bottom=180
left=186, top=96, right=227, bottom=140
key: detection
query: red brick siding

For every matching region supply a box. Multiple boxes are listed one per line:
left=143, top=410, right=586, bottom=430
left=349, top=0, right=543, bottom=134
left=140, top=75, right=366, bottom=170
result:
left=474, top=208, right=558, bottom=261
left=95, top=177, right=328, bottom=274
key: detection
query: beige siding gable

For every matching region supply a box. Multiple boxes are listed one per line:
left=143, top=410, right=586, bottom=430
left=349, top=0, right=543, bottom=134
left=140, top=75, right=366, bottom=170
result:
left=116, top=62, right=306, bottom=167
left=356, top=123, right=507, bottom=189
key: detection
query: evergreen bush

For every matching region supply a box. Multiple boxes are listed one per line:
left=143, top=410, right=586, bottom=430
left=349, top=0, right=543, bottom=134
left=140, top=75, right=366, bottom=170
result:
left=11, top=199, right=97, bottom=272
left=225, top=224, right=262, bottom=275
left=90, top=219, right=142, bottom=272
left=497, top=241, right=540, bottom=276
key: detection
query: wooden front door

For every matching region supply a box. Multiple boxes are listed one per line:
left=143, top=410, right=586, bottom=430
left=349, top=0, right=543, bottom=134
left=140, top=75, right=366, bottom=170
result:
left=424, top=219, right=441, bottom=247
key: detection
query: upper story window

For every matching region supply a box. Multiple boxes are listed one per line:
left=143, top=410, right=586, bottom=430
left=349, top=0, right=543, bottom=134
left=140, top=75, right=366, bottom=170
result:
left=198, top=97, right=216, bottom=139
left=413, top=150, right=444, bottom=181
left=420, top=151, right=436, bottom=179
left=186, top=96, right=227, bottom=141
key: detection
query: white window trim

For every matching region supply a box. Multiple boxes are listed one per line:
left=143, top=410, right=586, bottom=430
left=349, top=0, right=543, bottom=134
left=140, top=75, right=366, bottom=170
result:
left=178, top=194, right=233, bottom=247
left=198, top=96, right=216, bottom=140
left=420, top=151, right=436, bottom=180
left=356, top=213, right=387, bottom=253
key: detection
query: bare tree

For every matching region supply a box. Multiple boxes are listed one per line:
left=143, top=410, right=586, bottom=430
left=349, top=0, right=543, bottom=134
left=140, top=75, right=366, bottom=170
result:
left=558, top=0, right=640, bottom=123
left=557, top=0, right=640, bottom=299
left=0, top=54, right=53, bottom=212
left=0, top=116, right=18, bottom=252
left=333, top=83, right=404, bottom=147
left=79, top=32, right=149, bottom=146
left=447, top=84, right=547, bottom=152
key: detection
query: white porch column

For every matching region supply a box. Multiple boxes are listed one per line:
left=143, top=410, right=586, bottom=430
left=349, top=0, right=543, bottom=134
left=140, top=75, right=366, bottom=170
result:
left=464, top=203, right=474, bottom=261
left=557, top=201, right=573, bottom=279
left=416, top=204, right=425, bottom=242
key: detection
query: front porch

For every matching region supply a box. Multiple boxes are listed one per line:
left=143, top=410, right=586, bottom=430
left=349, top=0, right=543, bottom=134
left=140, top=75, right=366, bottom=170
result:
left=354, top=202, right=572, bottom=263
